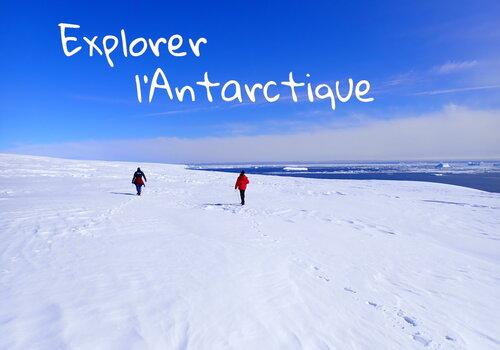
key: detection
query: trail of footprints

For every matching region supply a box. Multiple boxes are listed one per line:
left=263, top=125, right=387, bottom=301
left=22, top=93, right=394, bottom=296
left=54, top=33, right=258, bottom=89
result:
left=199, top=203, right=458, bottom=347
left=202, top=204, right=398, bottom=237
left=293, top=258, right=459, bottom=348
left=263, top=206, right=399, bottom=236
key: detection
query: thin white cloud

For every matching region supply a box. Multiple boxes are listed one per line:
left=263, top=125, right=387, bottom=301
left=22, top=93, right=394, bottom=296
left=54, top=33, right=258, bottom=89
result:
left=5, top=105, right=500, bottom=163
left=137, top=105, right=221, bottom=117
left=381, top=71, right=420, bottom=87
left=377, top=60, right=487, bottom=96
left=136, top=91, right=301, bottom=117
left=433, top=60, right=478, bottom=74
left=412, top=84, right=500, bottom=95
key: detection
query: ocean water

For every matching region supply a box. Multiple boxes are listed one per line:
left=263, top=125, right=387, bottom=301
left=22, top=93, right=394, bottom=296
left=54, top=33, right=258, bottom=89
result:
left=190, top=161, right=500, bottom=193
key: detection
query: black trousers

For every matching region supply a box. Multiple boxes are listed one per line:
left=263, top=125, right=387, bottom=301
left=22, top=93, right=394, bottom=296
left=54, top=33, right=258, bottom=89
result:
left=239, top=190, right=245, bottom=205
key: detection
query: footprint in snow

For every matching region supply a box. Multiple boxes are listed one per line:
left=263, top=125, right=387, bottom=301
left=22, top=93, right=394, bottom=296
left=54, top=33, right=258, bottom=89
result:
left=378, top=228, right=396, bottom=235
left=345, top=220, right=365, bottom=230
left=310, top=266, right=330, bottom=282
left=413, top=333, right=432, bottom=346
left=344, top=287, right=357, bottom=293
left=397, top=310, right=417, bottom=327
left=366, top=223, right=397, bottom=235
left=403, top=316, right=417, bottom=327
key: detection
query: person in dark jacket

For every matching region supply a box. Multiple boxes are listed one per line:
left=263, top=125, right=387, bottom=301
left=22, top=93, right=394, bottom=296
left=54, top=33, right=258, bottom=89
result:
left=234, top=171, right=250, bottom=205
left=132, top=167, right=147, bottom=195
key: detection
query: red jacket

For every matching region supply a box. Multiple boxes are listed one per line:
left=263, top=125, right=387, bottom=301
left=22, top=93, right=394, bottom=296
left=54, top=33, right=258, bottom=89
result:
left=235, top=175, right=249, bottom=190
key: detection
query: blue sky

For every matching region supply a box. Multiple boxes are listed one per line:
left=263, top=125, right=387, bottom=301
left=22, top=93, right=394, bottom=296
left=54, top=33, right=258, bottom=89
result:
left=1, top=1, right=499, bottom=162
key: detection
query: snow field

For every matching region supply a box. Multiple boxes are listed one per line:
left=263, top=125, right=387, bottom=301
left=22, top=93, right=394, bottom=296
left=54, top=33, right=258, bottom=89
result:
left=0, top=154, right=499, bottom=349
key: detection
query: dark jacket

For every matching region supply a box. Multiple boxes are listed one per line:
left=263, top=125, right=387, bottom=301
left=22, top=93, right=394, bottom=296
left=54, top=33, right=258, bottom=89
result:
left=132, top=170, right=147, bottom=185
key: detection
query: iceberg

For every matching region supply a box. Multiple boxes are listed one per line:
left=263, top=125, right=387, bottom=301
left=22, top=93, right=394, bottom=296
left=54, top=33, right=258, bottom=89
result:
left=283, top=166, right=308, bottom=171
left=435, top=162, right=451, bottom=169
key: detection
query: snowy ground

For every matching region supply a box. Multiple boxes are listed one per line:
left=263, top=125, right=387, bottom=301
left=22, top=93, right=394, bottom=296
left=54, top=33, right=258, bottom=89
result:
left=0, top=154, right=499, bottom=350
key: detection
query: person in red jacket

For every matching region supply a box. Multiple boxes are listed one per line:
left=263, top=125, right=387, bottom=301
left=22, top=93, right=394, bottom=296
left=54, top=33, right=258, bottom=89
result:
left=234, top=170, right=250, bottom=205
left=132, top=167, right=147, bottom=195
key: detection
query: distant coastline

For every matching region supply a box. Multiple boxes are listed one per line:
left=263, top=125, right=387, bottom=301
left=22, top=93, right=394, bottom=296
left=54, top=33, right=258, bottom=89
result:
left=191, top=161, right=500, bottom=193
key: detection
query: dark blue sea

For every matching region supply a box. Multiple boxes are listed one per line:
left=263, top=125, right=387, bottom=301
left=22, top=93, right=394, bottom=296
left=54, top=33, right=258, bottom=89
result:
left=191, top=161, right=500, bottom=193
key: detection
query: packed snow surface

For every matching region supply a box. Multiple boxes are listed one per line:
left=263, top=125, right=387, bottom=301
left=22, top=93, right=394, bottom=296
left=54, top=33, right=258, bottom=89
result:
left=1, top=154, right=499, bottom=349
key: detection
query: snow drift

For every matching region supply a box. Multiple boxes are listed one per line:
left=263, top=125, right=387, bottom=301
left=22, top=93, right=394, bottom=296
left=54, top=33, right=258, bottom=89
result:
left=0, top=154, right=498, bottom=349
